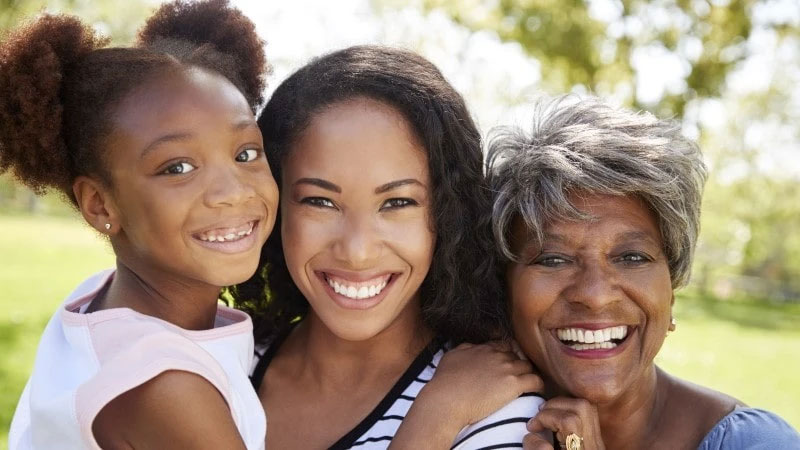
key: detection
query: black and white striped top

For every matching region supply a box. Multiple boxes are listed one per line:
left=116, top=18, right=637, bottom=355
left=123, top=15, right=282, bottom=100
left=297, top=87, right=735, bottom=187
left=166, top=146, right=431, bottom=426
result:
left=251, top=337, right=544, bottom=450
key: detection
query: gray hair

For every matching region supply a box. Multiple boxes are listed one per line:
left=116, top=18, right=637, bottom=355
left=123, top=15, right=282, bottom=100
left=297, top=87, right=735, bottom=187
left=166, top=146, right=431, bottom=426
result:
left=487, top=96, right=707, bottom=288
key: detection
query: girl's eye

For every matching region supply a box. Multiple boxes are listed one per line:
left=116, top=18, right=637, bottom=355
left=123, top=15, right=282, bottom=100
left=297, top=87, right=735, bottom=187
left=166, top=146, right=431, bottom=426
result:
left=302, top=197, right=335, bottom=208
left=235, top=148, right=260, bottom=163
left=532, top=254, right=569, bottom=267
left=380, top=198, right=417, bottom=210
left=162, top=161, right=196, bottom=175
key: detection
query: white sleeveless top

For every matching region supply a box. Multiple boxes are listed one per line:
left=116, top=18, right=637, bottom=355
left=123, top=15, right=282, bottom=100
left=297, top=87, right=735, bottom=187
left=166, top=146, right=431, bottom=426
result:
left=9, top=270, right=266, bottom=450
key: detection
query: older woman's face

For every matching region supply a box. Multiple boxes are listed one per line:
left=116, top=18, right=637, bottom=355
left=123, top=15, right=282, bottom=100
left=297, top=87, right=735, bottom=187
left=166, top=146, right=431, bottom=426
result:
left=507, top=193, right=673, bottom=404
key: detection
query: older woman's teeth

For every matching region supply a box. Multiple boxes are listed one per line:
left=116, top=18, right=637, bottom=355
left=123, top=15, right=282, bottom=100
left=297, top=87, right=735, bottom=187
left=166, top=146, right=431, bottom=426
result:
left=198, top=222, right=254, bottom=242
left=327, top=275, right=390, bottom=300
left=557, top=326, right=628, bottom=350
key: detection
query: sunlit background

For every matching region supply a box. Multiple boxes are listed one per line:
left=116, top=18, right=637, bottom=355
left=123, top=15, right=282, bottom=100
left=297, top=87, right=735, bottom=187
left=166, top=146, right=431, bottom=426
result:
left=1, top=0, right=799, bottom=446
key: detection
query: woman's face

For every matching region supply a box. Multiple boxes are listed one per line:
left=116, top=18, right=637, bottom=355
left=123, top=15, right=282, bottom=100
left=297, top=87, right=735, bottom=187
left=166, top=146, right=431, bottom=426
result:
left=507, top=193, right=673, bottom=404
left=280, top=98, right=435, bottom=341
left=101, top=68, right=279, bottom=288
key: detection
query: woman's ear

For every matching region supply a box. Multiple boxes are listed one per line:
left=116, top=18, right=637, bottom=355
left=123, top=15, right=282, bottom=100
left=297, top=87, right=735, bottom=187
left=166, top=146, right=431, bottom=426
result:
left=73, top=176, right=121, bottom=235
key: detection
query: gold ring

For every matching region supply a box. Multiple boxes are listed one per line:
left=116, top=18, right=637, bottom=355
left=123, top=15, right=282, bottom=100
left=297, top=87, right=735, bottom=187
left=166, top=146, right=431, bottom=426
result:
left=565, top=433, right=583, bottom=450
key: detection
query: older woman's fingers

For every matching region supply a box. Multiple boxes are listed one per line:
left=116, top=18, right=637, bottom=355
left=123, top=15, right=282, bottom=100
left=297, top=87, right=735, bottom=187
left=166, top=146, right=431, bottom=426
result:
left=523, top=432, right=554, bottom=450
left=528, top=408, right=584, bottom=444
left=539, top=397, right=596, bottom=417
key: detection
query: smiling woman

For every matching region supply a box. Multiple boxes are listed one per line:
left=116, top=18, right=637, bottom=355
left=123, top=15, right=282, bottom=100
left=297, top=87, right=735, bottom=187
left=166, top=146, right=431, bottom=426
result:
left=487, top=96, right=800, bottom=450
left=233, top=45, right=544, bottom=449
left=0, top=1, right=276, bottom=449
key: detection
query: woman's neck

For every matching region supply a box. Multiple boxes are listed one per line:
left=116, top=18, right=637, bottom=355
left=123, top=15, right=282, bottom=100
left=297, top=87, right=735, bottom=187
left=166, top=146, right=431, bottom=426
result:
left=96, top=260, right=222, bottom=330
left=281, top=305, right=433, bottom=390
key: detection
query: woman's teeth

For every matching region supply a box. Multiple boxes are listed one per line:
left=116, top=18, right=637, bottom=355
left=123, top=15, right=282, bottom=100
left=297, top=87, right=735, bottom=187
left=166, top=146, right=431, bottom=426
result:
left=198, top=221, right=254, bottom=242
left=556, top=325, right=629, bottom=350
left=327, top=275, right=389, bottom=300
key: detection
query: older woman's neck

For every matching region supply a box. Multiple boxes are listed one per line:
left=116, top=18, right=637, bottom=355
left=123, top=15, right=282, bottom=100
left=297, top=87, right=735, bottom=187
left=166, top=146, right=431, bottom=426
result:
left=595, top=365, right=669, bottom=449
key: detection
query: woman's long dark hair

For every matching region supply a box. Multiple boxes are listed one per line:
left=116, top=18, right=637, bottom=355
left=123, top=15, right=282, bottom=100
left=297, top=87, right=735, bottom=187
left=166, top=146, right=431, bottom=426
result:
left=234, top=45, right=506, bottom=345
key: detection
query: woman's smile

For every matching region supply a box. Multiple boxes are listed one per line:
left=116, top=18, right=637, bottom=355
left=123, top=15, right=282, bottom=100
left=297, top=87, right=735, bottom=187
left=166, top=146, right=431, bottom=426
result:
left=316, top=270, right=398, bottom=310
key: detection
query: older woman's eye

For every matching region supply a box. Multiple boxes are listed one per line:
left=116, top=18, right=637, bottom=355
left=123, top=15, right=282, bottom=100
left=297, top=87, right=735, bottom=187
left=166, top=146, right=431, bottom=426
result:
left=532, top=254, right=569, bottom=267
left=618, top=252, right=651, bottom=264
left=302, top=197, right=336, bottom=209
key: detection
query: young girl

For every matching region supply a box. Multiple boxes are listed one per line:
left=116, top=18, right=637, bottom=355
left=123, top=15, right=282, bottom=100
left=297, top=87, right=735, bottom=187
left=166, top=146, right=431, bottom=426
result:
left=235, top=45, right=544, bottom=449
left=1, top=1, right=276, bottom=448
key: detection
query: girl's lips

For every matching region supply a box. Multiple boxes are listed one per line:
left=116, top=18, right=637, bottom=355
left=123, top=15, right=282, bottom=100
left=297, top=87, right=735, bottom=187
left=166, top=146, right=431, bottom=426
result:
left=315, top=271, right=398, bottom=310
left=191, top=220, right=260, bottom=254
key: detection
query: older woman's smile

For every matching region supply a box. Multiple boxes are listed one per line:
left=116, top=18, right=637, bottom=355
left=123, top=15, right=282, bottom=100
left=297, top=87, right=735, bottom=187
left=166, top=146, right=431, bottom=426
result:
left=555, top=325, right=630, bottom=351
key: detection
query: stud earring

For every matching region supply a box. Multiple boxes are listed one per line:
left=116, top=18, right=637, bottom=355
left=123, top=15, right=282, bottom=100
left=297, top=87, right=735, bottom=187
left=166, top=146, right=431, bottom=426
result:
left=667, top=317, right=676, bottom=336
left=104, top=223, right=111, bottom=231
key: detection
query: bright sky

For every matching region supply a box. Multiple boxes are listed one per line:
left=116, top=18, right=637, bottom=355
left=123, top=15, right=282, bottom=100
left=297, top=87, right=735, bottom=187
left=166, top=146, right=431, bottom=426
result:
left=230, top=0, right=799, bottom=177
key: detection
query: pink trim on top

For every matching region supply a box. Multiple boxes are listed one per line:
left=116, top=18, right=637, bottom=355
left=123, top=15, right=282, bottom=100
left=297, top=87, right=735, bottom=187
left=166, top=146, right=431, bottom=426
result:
left=60, top=270, right=254, bottom=340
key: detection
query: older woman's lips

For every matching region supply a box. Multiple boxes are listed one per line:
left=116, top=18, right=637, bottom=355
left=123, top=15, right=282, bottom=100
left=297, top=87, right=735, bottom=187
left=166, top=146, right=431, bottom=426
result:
left=555, top=325, right=631, bottom=357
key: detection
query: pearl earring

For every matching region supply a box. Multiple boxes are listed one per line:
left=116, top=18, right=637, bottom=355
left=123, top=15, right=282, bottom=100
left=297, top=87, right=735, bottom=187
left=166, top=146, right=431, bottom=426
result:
left=104, top=223, right=111, bottom=230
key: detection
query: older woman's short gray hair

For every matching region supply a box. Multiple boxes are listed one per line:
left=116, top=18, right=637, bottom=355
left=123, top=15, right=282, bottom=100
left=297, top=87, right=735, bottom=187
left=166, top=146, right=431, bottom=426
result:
left=488, top=96, right=707, bottom=288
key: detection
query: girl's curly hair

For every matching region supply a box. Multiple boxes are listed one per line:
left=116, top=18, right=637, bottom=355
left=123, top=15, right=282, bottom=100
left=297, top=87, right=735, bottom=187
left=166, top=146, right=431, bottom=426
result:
left=233, top=45, right=507, bottom=345
left=0, top=0, right=268, bottom=203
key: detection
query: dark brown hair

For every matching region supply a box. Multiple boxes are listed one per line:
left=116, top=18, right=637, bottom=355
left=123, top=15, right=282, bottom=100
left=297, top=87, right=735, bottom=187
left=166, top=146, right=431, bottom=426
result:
left=0, top=0, right=268, bottom=203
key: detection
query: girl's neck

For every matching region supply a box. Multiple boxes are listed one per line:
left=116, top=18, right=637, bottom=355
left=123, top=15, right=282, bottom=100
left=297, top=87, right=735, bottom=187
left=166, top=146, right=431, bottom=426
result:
left=96, top=260, right=222, bottom=330
left=281, top=304, right=433, bottom=390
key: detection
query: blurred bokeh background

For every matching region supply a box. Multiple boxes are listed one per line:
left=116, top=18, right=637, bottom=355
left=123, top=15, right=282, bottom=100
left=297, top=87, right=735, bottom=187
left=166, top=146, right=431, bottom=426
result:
left=2, top=0, right=799, bottom=446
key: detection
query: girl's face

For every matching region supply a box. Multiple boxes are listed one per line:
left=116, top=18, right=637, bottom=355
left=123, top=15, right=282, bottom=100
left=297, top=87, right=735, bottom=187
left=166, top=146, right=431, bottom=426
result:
left=101, top=68, right=279, bottom=288
left=280, top=98, right=435, bottom=341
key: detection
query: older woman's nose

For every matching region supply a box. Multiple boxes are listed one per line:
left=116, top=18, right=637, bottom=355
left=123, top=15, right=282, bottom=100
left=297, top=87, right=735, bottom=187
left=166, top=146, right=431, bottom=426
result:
left=566, top=262, right=621, bottom=309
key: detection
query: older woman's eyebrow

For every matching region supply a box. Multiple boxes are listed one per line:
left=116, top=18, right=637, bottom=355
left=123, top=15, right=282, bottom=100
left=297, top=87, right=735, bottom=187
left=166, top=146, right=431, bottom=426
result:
left=294, top=177, right=341, bottom=193
left=616, top=231, right=659, bottom=245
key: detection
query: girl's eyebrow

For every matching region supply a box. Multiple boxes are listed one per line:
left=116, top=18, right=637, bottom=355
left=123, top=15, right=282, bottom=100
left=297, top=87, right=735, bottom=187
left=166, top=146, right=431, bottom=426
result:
left=375, top=178, right=424, bottom=194
left=141, top=132, right=192, bottom=159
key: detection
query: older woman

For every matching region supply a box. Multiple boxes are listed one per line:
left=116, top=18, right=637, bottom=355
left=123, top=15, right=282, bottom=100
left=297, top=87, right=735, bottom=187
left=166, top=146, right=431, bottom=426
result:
left=488, top=96, right=800, bottom=449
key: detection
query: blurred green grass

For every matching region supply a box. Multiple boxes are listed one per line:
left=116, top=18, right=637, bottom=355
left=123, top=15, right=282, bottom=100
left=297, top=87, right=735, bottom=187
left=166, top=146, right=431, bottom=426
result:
left=1, top=214, right=798, bottom=448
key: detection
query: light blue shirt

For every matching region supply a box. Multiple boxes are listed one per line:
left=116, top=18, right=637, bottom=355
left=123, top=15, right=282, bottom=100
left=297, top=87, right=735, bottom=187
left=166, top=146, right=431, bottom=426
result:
left=698, top=407, right=800, bottom=449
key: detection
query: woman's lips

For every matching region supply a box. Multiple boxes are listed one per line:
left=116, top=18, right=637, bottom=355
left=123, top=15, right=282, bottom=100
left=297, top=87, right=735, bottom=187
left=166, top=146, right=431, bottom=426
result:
left=553, top=325, right=634, bottom=359
left=316, top=271, right=397, bottom=310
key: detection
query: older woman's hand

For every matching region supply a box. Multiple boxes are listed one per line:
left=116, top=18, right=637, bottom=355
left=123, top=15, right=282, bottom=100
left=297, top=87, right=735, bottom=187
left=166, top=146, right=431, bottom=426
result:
left=523, top=397, right=605, bottom=450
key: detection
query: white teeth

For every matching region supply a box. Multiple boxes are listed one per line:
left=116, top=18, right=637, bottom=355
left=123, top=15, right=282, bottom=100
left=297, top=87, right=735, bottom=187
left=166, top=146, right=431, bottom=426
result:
left=326, top=276, right=389, bottom=300
left=556, top=325, right=629, bottom=346
left=199, top=222, right=254, bottom=242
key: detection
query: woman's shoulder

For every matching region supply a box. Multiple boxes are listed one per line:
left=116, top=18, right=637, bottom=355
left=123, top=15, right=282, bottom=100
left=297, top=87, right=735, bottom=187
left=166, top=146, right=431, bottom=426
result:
left=698, top=407, right=800, bottom=450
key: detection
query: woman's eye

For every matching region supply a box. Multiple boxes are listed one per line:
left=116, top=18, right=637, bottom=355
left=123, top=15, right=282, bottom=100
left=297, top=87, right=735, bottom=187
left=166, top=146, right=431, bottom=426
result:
left=161, top=161, right=196, bottom=175
left=380, top=198, right=417, bottom=210
left=532, top=255, right=569, bottom=267
left=302, top=197, right=335, bottom=208
left=235, top=148, right=260, bottom=163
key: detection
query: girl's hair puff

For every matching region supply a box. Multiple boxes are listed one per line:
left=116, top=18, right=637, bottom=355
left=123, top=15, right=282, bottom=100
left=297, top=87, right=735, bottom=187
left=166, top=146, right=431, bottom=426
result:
left=0, top=0, right=268, bottom=203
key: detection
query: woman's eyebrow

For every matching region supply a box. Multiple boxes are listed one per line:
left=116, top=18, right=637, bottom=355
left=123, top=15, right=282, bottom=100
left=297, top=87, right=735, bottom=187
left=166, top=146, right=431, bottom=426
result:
left=375, top=178, right=424, bottom=194
left=294, top=177, right=341, bottom=193
left=140, top=132, right=193, bottom=159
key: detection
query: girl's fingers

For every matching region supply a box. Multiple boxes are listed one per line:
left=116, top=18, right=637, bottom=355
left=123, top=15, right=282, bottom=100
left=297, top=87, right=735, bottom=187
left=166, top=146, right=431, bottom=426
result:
left=517, top=373, right=545, bottom=393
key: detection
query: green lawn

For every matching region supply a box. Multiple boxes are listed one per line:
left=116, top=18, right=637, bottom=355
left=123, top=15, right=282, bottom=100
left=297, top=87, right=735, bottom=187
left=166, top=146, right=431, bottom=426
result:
left=1, top=214, right=798, bottom=448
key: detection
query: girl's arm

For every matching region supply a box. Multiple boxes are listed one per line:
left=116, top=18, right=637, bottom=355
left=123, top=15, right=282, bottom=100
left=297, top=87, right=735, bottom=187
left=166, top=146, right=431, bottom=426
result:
left=390, top=342, right=543, bottom=449
left=92, top=371, right=246, bottom=449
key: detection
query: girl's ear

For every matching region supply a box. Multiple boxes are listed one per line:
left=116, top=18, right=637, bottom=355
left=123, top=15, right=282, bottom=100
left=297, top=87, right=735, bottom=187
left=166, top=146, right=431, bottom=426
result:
left=73, top=176, right=121, bottom=235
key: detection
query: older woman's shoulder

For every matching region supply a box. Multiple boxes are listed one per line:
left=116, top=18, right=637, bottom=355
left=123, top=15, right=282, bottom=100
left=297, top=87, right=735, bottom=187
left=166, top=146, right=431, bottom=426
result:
left=697, top=408, right=800, bottom=450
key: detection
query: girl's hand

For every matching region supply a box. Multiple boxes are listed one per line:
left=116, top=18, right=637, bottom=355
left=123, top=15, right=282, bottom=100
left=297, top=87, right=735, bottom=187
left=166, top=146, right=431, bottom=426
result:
left=523, top=397, right=605, bottom=450
left=390, top=341, right=543, bottom=450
